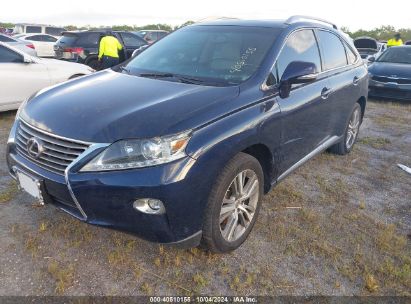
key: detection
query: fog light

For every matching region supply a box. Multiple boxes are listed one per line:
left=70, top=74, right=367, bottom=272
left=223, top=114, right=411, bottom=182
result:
left=133, top=198, right=165, bottom=214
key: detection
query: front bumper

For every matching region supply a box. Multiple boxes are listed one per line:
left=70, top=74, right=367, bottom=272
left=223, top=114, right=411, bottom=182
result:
left=6, top=119, right=206, bottom=247
left=369, top=80, right=411, bottom=100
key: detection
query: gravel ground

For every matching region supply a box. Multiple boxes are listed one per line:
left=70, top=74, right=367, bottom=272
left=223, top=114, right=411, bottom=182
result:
left=0, top=99, right=410, bottom=296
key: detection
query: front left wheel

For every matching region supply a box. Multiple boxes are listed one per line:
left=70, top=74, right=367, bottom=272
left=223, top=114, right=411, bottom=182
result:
left=201, top=152, right=264, bottom=253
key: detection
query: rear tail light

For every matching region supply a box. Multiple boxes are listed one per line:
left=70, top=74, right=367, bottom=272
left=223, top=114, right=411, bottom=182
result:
left=63, top=47, right=84, bottom=54
left=26, top=44, right=35, bottom=49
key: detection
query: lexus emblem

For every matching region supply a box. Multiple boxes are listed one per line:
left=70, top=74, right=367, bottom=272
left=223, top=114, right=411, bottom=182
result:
left=27, top=137, right=44, bottom=159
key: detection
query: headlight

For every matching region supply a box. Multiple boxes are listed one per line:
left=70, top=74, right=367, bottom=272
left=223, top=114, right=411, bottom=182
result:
left=80, top=131, right=191, bottom=172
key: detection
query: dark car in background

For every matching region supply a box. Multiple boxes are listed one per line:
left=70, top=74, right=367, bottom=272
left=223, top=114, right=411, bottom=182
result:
left=54, top=30, right=148, bottom=69
left=135, top=30, right=169, bottom=44
left=368, top=46, right=411, bottom=100
left=7, top=16, right=368, bottom=253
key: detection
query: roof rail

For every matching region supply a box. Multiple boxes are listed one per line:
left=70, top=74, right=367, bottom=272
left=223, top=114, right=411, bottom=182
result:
left=285, top=15, right=338, bottom=30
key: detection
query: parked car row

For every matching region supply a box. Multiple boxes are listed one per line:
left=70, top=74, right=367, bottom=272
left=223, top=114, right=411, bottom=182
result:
left=0, top=42, right=93, bottom=112
left=54, top=30, right=148, bottom=69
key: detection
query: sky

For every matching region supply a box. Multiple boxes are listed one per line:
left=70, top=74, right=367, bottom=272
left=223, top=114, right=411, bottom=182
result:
left=0, top=0, right=409, bottom=31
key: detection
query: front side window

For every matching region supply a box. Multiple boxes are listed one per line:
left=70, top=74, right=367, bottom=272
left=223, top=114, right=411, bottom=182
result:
left=0, top=46, right=22, bottom=63
left=317, top=30, right=348, bottom=70
left=26, top=26, right=42, bottom=33
left=126, top=26, right=281, bottom=86
left=276, top=29, right=321, bottom=80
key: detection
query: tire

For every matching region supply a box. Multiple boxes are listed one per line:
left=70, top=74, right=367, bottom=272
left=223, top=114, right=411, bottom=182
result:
left=201, top=152, right=264, bottom=253
left=329, top=103, right=362, bottom=155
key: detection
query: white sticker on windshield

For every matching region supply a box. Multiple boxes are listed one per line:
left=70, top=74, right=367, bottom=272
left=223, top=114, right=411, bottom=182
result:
left=230, top=47, right=257, bottom=73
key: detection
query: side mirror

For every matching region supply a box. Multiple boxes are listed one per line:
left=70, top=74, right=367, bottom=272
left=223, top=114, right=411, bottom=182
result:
left=279, top=61, right=318, bottom=98
left=368, top=56, right=376, bottom=63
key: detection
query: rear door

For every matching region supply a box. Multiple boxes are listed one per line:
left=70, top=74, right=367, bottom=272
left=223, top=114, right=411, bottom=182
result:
left=40, top=35, right=58, bottom=57
left=316, top=30, right=363, bottom=137
left=275, top=29, right=332, bottom=175
left=26, top=34, right=48, bottom=56
left=0, top=45, right=50, bottom=110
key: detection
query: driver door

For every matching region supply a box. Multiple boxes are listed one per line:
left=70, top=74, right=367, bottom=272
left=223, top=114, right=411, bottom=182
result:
left=275, top=29, right=332, bottom=175
left=0, top=45, right=50, bottom=110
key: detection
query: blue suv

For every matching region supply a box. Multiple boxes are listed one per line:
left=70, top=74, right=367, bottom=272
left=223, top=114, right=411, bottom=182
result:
left=6, top=16, right=368, bottom=252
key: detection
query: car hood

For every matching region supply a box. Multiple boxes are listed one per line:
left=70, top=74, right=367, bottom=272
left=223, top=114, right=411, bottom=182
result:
left=354, top=38, right=378, bottom=50
left=369, top=62, right=411, bottom=79
left=20, top=70, right=240, bottom=143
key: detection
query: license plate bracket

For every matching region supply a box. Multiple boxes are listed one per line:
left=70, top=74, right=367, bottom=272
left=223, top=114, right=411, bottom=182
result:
left=16, top=170, right=45, bottom=205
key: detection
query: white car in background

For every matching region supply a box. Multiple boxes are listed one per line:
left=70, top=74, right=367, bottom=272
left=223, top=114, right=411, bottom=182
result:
left=0, top=33, right=37, bottom=56
left=0, top=42, right=94, bottom=112
left=14, top=34, right=57, bottom=57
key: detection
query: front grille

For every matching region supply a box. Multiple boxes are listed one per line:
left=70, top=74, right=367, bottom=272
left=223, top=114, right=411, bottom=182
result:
left=15, top=120, right=91, bottom=175
left=372, top=76, right=411, bottom=85
left=369, top=87, right=411, bottom=100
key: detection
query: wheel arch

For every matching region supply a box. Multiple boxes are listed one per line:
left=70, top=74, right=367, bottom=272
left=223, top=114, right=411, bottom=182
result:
left=357, top=96, right=366, bottom=122
left=242, top=144, right=274, bottom=193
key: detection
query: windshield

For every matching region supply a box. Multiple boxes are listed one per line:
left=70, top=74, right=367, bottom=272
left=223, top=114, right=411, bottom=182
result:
left=125, top=25, right=281, bottom=85
left=377, top=47, right=411, bottom=64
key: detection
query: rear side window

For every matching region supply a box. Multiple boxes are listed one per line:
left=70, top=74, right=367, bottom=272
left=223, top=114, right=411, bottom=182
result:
left=345, top=45, right=358, bottom=64
left=45, top=27, right=65, bottom=36
left=120, top=32, right=146, bottom=47
left=317, top=30, right=348, bottom=70
left=26, top=26, right=42, bottom=33
left=43, top=35, right=57, bottom=42
left=77, top=33, right=101, bottom=46
left=276, top=29, right=321, bottom=80
left=56, top=33, right=79, bottom=46
left=0, top=46, right=22, bottom=63
left=0, top=34, right=14, bottom=42
left=26, top=35, right=43, bottom=42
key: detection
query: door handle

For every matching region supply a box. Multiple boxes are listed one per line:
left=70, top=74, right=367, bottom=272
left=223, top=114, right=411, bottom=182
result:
left=353, top=76, right=360, bottom=85
left=321, top=87, right=332, bottom=99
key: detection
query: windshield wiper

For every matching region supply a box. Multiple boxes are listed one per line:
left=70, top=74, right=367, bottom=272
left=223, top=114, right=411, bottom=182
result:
left=138, top=72, right=225, bottom=86
left=139, top=72, right=174, bottom=78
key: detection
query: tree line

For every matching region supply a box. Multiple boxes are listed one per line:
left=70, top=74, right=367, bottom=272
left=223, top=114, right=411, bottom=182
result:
left=1, top=21, right=410, bottom=41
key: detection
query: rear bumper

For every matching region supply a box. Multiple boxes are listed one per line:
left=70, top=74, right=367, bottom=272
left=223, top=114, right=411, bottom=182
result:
left=6, top=119, right=210, bottom=247
left=369, top=81, right=411, bottom=100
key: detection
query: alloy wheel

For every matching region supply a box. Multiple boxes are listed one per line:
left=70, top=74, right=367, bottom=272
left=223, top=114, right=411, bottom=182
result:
left=219, top=169, right=259, bottom=242
left=346, top=107, right=361, bottom=149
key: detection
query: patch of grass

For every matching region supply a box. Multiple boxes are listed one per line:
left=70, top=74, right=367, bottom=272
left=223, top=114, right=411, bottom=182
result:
left=358, top=136, right=391, bottom=149
left=364, top=273, right=379, bottom=293
left=140, top=282, right=153, bottom=294
left=376, top=224, right=407, bottom=253
left=193, top=273, right=208, bottom=289
left=25, top=234, right=40, bottom=257
left=268, top=181, right=305, bottom=207
left=0, top=181, right=18, bottom=203
left=47, top=261, right=75, bottom=294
